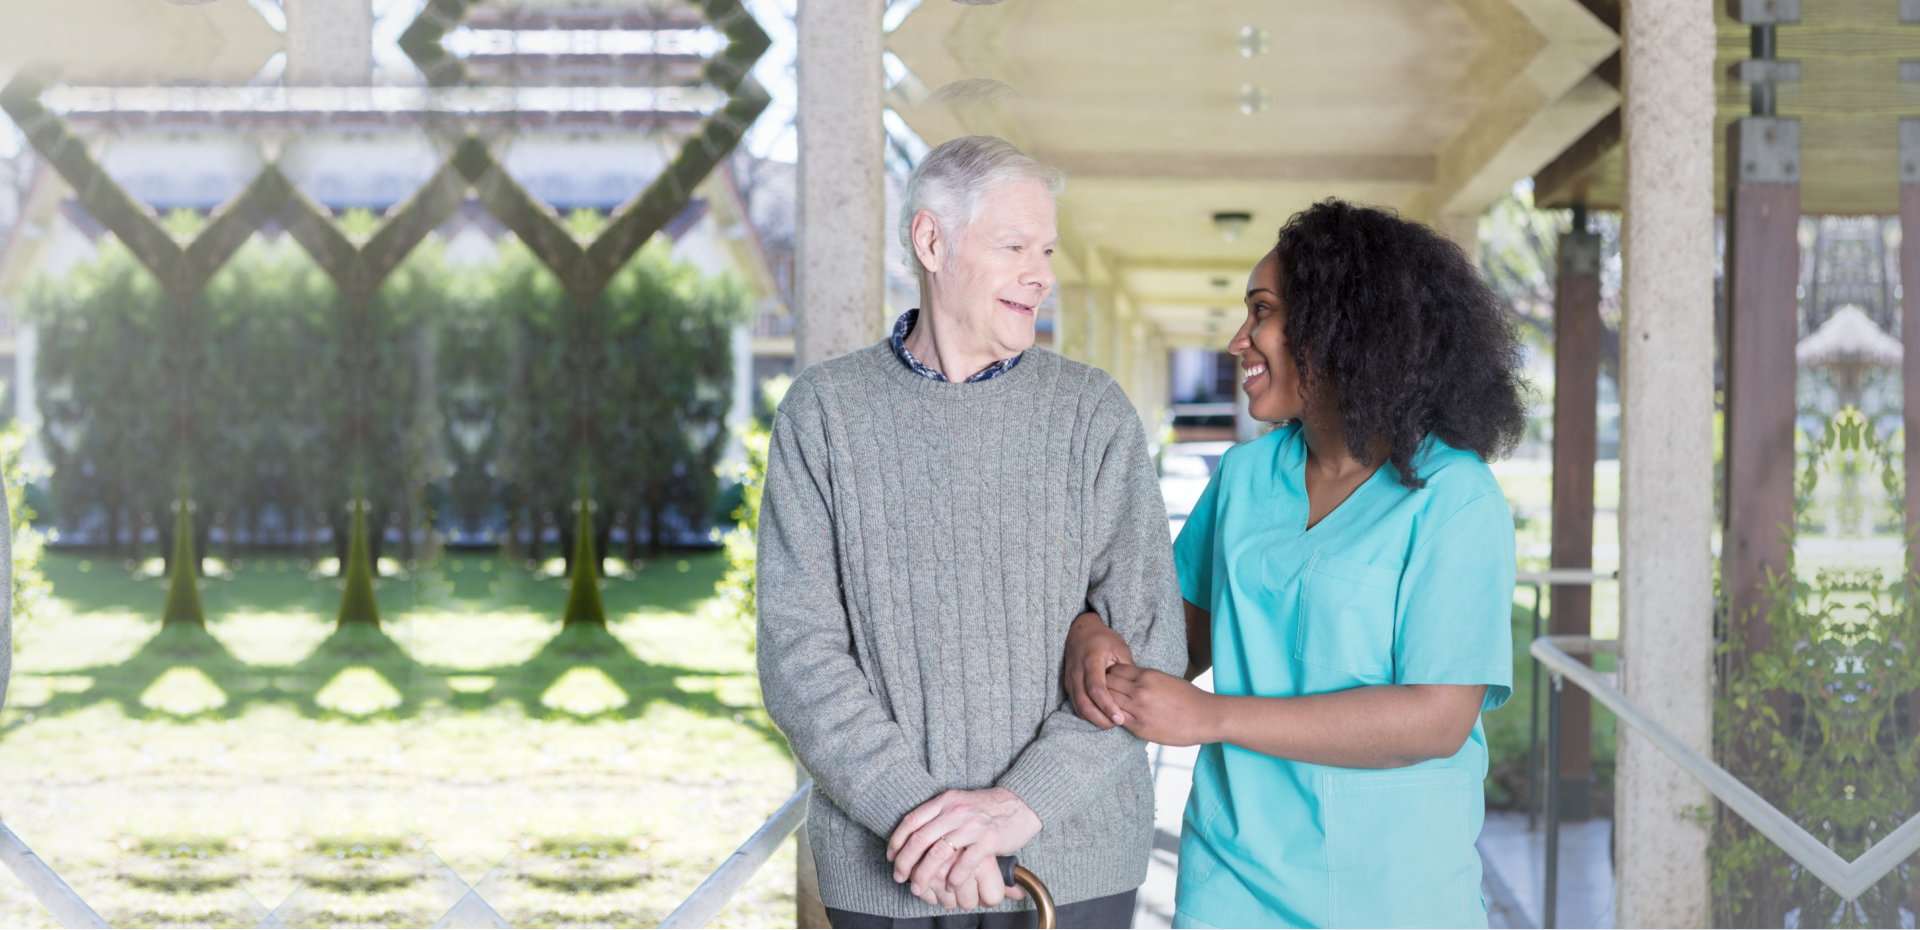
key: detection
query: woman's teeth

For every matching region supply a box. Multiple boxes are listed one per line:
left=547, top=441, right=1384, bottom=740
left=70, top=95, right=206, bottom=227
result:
left=1242, top=363, right=1267, bottom=384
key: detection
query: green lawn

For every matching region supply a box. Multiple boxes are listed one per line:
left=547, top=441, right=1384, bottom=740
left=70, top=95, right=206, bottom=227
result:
left=0, top=550, right=797, bottom=929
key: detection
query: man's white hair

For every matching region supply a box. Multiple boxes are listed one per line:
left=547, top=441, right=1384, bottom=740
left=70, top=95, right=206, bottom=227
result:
left=899, top=135, right=1065, bottom=276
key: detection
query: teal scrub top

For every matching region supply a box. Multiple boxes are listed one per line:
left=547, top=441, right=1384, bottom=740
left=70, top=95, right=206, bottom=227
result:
left=1170, top=424, right=1515, bottom=930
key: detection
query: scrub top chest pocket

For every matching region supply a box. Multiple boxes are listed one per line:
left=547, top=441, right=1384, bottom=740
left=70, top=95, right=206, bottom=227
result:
left=1293, top=551, right=1400, bottom=684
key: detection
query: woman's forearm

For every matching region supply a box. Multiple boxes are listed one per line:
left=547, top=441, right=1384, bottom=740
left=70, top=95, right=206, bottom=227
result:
left=1183, top=598, right=1212, bottom=681
left=1199, top=684, right=1486, bottom=769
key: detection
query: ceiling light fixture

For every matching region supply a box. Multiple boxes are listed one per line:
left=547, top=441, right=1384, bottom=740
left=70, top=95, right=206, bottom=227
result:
left=1238, top=84, right=1269, bottom=116
left=1212, top=212, right=1252, bottom=242
left=1237, top=26, right=1270, bottom=58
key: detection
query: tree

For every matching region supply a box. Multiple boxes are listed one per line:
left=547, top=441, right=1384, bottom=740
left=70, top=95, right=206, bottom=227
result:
left=1477, top=189, right=1624, bottom=385
left=481, top=230, right=748, bottom=624
left=27, top=237, right=211, bottom=627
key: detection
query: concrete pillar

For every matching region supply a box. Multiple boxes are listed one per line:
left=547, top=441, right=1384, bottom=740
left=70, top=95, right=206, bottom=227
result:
left=283, top=0, right=373, bottom=85
left=1615, top=0, right=1717, bottom=925
left=1090, top=285, right=1120, bottom=375
left=15, top=323, right=43, bottom=473
left=724, top=322, right=754, bottom=466
left=1142, top=330, right=1170, bottom=443
left=1110, top=295, right=1138, bottom=406
left=793, top=1, right=884, bottom=924
left=795, top=0, right=886, bottom=369
left=1126, top=317, right=1153, bottom=434
left=1055, top=284, right=1092, bottom=363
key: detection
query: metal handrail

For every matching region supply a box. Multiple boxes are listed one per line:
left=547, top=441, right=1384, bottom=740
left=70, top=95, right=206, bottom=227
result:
left=660, top=780, right=812, bottom=929
left=0, top=820, right=108, bottom=929
left=1532, top=635, right=1920, bottom=926
left=1516, top=569, right=1615, bottom=832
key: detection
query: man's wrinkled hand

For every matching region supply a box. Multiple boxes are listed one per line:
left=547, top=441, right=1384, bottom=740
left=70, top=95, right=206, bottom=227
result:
left=957, top=853, right=1025, bottom=910
left=1064, top=610, right=1132, bottom=728
left=1106, top=663, right=1216, bottom=747
left=887, top=787, right=1042, bottom=906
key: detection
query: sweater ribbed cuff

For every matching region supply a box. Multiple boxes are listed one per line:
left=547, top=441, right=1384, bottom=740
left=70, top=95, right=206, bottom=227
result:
left=994, top=731, right=1121, bottom=830
left=840, top=753, right=944, bottom=839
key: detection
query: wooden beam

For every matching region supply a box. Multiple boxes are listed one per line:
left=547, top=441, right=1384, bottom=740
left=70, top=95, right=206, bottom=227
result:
left=1577, top=0, right=1622, bottom=32
left=1040, top=151, right=1435, bottom=185
left=1549, top=223, right=1602, bottom=819
left=1722, top=116, right=1801, bottom=673
left=1536, top=108, right=1620, bottom=208
left=1902, top=123, right=1920, bottom=577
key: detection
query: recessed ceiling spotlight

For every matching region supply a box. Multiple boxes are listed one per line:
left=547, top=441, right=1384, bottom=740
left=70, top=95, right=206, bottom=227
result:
left=1238, top=84, right=1270, bottom=116
left=1212, top=212, right=1252, bottom=242
left=1237, top=27, right=1271, bottom=58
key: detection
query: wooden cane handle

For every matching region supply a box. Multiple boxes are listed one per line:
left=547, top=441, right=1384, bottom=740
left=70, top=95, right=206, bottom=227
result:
left=1011, top=865, right=1055, bottom=930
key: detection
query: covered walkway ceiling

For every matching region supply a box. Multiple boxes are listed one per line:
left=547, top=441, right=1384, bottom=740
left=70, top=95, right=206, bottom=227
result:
left=1540, top=1, right=1920, bottom=215
left=887, top=0, right=1619, bottom=345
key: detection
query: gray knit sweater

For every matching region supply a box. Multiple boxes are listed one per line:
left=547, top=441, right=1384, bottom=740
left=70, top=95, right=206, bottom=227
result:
left=756, top=340, right=1186, bottom=918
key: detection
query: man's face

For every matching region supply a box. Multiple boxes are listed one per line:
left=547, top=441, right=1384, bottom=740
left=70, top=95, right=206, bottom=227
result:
left=924, top=179, right=1059, bottom=359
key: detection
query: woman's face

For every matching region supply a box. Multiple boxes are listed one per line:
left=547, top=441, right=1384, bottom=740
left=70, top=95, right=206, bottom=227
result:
left=1229, top=248, right=1306, bottom=423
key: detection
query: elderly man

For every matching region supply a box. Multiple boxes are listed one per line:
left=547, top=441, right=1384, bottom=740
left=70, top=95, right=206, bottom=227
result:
left=756, top=134, right=1184, bottom=929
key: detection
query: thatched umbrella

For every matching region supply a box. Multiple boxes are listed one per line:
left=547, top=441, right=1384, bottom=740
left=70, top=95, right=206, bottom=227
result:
left=1796, top=305, right=1904, bottom=408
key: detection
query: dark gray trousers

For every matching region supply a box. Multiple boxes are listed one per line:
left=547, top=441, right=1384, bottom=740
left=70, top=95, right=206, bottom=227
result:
left=826, top=889, right=1137, bottom=929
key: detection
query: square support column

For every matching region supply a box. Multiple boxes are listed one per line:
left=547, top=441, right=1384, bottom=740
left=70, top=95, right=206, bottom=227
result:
left=1550, top=224, right=1601, bottom=820
left=796, top=0, right=886, bottom=369
left=1722, top=116, right=1801, bottom=664
left=1615, top=0, right=1717, bottom=924
left=284, top=0, right=373, bottom=86
left=794, top=1, right=885, bottom=925
left=1054, top=284, right=1093, bottom=363
left=1900, top=119, right=1920, bottom=576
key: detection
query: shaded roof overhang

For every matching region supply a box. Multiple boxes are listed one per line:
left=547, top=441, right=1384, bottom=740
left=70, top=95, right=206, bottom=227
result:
left=887, top=0, right=1619, bottom=346
left=1536, top=1, right=1914, bottom=214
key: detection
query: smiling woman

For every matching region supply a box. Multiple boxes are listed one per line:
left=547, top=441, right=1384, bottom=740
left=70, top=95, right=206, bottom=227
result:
left=1066, top=200, right=1531, bottom=929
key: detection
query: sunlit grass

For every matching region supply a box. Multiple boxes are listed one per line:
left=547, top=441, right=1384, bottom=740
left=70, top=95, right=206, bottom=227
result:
left=0, top=550, right=797, bottom=929
left=314, top=666, right=405, bottom=717
left=140, top=667, right=230, bottom=716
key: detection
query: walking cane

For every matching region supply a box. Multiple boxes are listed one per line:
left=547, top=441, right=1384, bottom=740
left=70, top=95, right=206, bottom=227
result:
left=995, top=856, right=1056, bottom=929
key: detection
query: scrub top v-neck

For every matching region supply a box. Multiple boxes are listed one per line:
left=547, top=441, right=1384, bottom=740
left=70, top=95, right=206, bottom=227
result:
left=1169, top=424, right=1515, bottom=929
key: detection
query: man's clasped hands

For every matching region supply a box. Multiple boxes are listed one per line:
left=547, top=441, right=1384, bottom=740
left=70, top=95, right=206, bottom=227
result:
left=886, top=610, right=1209, bottom=910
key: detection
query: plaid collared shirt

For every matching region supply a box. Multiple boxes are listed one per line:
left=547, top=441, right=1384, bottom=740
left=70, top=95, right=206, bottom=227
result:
left=889, top=308, right=1023, bottom=383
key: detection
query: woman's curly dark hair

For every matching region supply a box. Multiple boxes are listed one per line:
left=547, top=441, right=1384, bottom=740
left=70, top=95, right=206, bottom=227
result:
left=1273, top=199, right=1529, bottom=489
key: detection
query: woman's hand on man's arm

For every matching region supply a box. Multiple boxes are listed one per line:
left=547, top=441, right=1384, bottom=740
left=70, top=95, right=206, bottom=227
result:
left=1064, top=610, right=1132, bottom=728
left=1066, top=598, right=1213, bottom=731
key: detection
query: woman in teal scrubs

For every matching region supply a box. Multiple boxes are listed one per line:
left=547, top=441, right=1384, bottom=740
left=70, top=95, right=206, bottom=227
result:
left=1066, top=200, right=1527, bottom=928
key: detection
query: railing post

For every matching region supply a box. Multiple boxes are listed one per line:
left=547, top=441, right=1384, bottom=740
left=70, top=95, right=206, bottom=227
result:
left=1527, top=582, right=1544, bottom=830
left=1545, top=672, right=1563, bottom=930
left=793, top=764, right=827, bottom=928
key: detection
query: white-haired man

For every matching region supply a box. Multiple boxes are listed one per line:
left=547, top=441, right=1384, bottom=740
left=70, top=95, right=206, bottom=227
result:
left=756, top=134, right=1185, bottom=928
